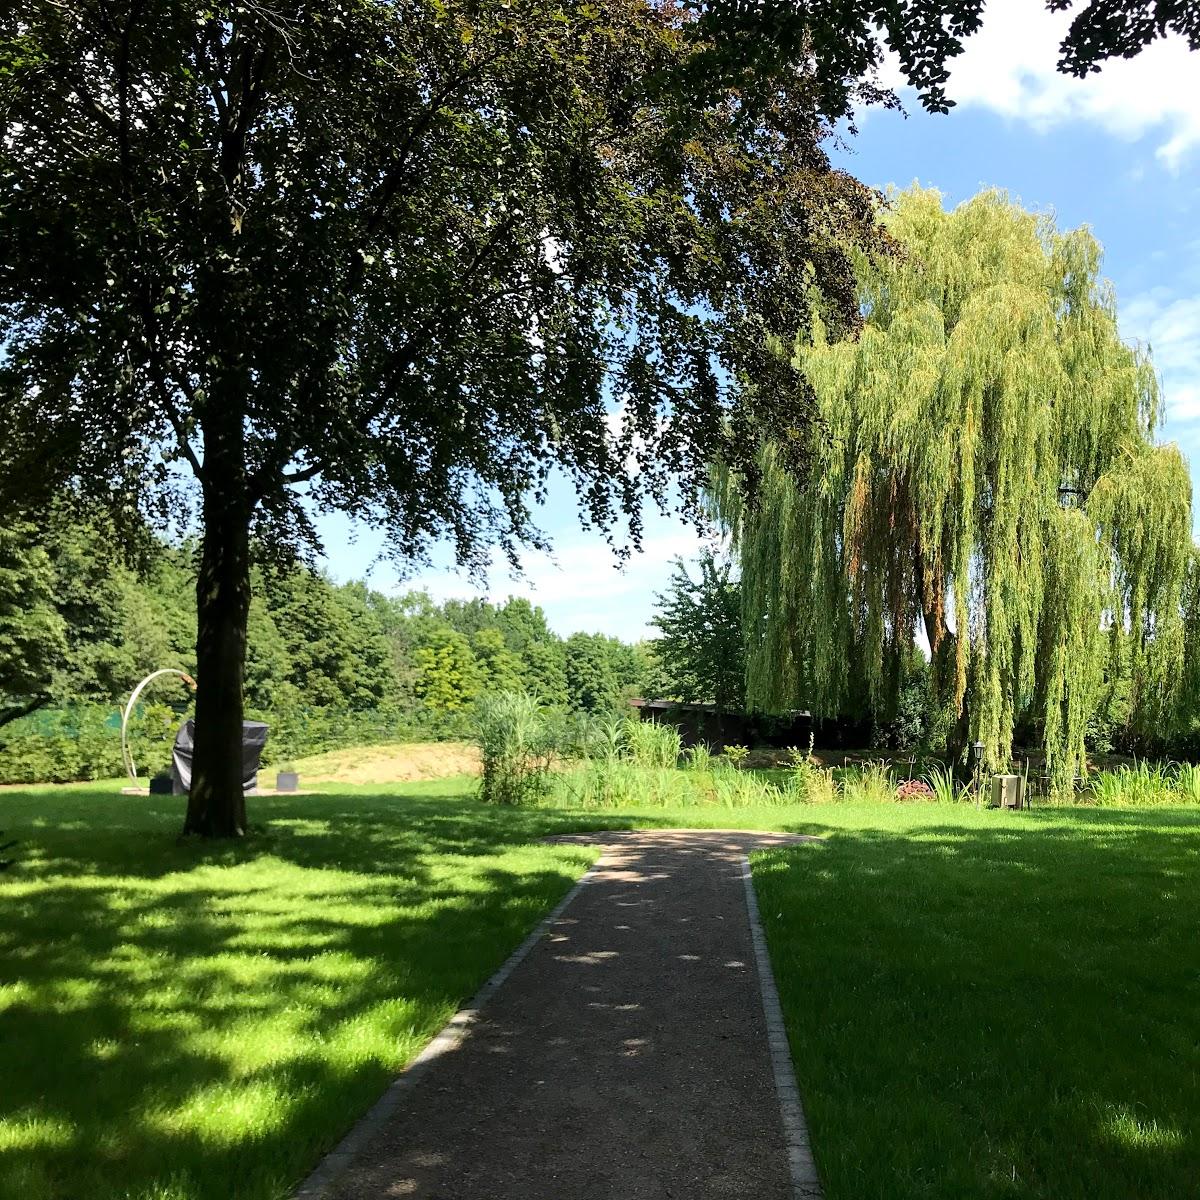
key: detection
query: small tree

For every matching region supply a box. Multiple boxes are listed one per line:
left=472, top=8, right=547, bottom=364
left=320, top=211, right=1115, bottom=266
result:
left=651, top=552, right=745, bottom=712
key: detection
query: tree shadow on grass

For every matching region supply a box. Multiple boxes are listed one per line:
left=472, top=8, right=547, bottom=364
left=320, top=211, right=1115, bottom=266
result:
left=0, top=784, right=660, bottom=882
left=752, top=810, right=1200, bottom=1200
left=0, top=786, right=603, bottom=1200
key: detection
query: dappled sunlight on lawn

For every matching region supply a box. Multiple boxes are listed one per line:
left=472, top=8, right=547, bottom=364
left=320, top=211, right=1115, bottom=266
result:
left=0, top=782, right=597, bottom=1200
left=6, top=782, right=1200, bottom=1198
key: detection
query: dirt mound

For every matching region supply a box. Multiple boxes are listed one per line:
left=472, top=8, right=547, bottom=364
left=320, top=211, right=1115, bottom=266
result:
left=294, top=741, right=481, bottom=785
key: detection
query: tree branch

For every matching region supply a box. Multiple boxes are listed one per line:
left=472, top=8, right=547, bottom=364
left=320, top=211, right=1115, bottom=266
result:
left=115, top=0, right=148, bottom=196
left=252, top=219, right=530, bottom=504
left=0, top=695, right=50, bottom=731
left=280, top=460, right=324, bottom=485
left=163, top=400, right=203, bottom=477
left=364, top=50, right=505, bottom=236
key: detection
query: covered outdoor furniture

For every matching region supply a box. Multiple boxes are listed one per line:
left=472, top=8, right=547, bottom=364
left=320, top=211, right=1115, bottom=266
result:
left=169, top=719, right=270, bottom=794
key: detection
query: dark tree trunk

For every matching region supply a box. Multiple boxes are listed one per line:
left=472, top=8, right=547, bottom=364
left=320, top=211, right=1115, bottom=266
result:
left=947, top=694, right=972, bottom=773
left=183, top=405, right=252, bottom=838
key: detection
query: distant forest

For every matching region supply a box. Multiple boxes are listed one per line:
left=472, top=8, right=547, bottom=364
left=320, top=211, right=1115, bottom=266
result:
left=0, top=514, right=664, bottom=782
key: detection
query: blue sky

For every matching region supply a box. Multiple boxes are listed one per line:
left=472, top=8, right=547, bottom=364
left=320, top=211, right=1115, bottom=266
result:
left=317, top=0, right=1200, bottom=642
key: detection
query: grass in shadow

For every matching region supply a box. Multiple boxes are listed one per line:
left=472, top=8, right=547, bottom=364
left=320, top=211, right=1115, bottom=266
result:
left=8, top=780, right=1200, bottom=1199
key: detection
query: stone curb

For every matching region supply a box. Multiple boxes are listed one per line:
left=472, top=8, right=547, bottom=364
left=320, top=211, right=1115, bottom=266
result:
left=291, top=859, right=604, bottom=1199
left=740, top=856, right=824, bottom=1200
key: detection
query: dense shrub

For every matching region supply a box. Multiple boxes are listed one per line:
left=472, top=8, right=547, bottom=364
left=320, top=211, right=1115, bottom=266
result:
left=896, top=778, right=935, bottom=801
left=251, top=703, right=428, bottom=766
left=0, top=703, right=177, bottom=784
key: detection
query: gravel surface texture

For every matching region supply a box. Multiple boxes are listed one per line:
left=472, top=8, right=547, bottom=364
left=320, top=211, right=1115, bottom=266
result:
left=325, top=829, right=816, bottom=1200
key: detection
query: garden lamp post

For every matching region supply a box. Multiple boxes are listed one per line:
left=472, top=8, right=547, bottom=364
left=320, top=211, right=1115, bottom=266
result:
left=971, top=740, right=985, bottom=804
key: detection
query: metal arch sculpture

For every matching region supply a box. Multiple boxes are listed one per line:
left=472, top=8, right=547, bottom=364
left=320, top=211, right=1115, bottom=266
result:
left=121, top=669, right=197, bottom=786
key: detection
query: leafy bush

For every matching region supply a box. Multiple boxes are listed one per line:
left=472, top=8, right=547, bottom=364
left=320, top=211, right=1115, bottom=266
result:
left=0, top=702, right=177, bottom=784
left=722, top=744, right=750, bottom=769
left=587, top=713, right=627, bottom=762
left=0, top=700, right=433, bottom=784
left=252, top=702, right=425, bottom=765
left=784, top=748, right=837, bottom=804
left=472, top=691, right=560, bottom=805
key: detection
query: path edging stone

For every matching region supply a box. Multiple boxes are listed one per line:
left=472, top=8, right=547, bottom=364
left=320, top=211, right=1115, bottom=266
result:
left=741, top=856, right=824, bottom=1200
left=291, top=859, right=603, bottom=1199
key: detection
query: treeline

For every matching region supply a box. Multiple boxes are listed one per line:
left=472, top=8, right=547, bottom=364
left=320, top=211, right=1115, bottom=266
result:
left=0, top=518, right=661, bottom=782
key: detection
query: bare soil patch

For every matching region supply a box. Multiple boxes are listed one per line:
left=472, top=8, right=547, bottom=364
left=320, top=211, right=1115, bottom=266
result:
left=293, top=741, right=481, bottom=785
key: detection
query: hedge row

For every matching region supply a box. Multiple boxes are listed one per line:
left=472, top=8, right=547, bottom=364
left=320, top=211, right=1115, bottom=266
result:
left=0, top=702, right=469, bottom=785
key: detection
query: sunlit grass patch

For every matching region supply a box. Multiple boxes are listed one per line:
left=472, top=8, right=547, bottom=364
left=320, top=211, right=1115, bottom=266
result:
left=752, top=806, right=1200, bottom=1199
left=7, top=780, right=1200, bottom=1199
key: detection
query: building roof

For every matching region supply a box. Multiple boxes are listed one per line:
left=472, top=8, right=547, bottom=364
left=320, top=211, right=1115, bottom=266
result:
left=628, top=698, right=811, bottom=717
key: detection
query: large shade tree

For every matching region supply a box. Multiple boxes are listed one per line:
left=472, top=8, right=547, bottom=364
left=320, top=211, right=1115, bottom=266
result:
left=722, top=188, right=1195, bottom=789
left=694, top=0, right=1200, bottom=120
left=1, top=0, right=1192, bottom=833
left=0, top=0, right=890, bottom=834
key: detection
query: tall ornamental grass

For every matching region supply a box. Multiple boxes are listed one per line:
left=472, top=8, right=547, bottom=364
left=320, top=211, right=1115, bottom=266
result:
left=470, top=695, right=1200, bottom=811
left=472, top=691, right=559, bottom=805
left=1087, top=760, right=1200, bottom=807
left=623, top=719, right=682, bottom=768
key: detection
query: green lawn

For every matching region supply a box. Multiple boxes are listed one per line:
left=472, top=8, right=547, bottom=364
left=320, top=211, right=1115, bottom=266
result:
left=4, top=783, right=1200, bottom=1199
left=752, top=804, right=1200, bottom=1200
left=0, top=779, right=609, bottom=1200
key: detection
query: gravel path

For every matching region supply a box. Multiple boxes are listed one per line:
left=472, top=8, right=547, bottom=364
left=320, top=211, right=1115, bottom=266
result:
left=316, top=829, right=818, bottom=1200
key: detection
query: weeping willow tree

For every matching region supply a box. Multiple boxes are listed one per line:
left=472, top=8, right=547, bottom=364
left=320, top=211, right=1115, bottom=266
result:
left=722, top=187, right=1195, bottom=788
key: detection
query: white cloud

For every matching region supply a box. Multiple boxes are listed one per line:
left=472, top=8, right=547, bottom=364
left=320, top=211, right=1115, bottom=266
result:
left=881, top=0, right=1200, bottom=170
left=1122, top=289, right=1200, bottom=424
left=397, top=528, right=712, bottom=640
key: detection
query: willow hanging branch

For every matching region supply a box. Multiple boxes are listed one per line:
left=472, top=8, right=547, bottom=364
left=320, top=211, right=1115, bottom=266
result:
left=721, top=187, right=1194, bottom=791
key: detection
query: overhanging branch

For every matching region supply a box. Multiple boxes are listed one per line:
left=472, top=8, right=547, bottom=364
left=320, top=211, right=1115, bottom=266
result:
left=0, top=695, right=50, bottom=731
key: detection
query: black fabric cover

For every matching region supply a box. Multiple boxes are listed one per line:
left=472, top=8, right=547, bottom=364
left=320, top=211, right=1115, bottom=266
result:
left=170, top=718, right=270, bottom=795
